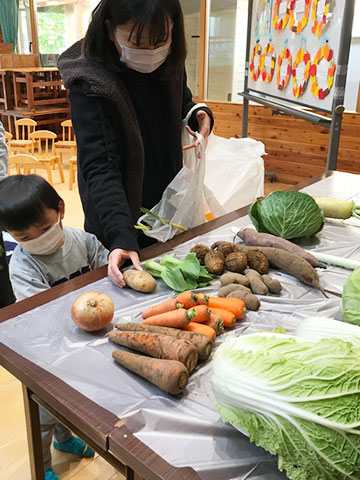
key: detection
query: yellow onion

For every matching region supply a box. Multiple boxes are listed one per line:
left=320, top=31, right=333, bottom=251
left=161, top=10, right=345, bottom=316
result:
left=71, top=291, right=114, bottom=331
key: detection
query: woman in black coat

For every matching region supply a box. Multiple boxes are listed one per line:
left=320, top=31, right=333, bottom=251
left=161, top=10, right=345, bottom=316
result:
left=58, top=0, right=213, bottom=287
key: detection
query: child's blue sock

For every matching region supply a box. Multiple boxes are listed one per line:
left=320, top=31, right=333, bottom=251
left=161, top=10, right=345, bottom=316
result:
left=45, top=469, right=59, bottom=480
left=53, top=436, right=94, bottom=458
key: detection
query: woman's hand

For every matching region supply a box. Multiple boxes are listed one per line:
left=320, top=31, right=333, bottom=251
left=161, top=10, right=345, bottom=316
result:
left=108, top=248, right=142, bottom=287
left=182, top=110, right=211, bottom=154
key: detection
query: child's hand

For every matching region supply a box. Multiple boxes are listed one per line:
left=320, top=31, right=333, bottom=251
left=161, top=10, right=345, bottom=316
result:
left=108, top=249, right=142, bottom=287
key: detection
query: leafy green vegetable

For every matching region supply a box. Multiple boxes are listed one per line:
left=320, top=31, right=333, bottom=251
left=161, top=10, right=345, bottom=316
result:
left=145, top=254, right=212, bottom=292
left=249, top=191, right=324, bottom=239
left=343, top=267, right=360, bottom=326
left=296, top=316, right=360, bottom=346
left=212, top=333, right=360, bottom=480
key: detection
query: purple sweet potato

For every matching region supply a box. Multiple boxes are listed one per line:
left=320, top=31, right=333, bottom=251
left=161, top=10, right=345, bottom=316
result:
left=237, top=228, right=325, bottom=268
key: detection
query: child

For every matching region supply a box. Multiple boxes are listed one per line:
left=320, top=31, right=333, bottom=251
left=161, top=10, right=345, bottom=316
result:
left=0, top=174, right=110, bottom=480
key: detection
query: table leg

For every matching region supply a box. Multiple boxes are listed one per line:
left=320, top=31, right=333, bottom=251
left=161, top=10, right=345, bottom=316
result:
left=22, top=385, right=45, bottom=480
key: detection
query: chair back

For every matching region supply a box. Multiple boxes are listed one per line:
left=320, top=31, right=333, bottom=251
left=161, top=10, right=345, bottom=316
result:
left=15, top=119, right=37, bottom=141
left=61, top=119, right=74, bottom=142
left=30, top=130, right=57, bottom=159
left=9, top=154, right=39, bottom=174
left=5, top=131, right=13, bottom=144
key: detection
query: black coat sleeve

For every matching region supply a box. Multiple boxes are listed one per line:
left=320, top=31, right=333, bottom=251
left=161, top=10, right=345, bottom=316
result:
left=181, top=71, right=214, bottom=133
left=69, top=83, right=139, bottom=252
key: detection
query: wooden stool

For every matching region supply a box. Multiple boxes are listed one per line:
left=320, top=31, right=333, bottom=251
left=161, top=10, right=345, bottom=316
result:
left=69, top=156, right=77, bottom=190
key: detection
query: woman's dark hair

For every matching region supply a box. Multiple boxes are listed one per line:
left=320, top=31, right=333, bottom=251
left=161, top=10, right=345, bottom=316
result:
left=83, top=0, right=186, bottom=71
left=0, top=175, right=63, bottom=232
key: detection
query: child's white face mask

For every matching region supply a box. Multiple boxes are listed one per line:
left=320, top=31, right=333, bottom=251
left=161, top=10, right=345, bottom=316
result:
left=115, top=30, right=171, bottom=74
left=19, top=214, right=65, bottom=256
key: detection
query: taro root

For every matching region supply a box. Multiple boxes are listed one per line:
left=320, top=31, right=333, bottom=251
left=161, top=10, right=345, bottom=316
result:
left=246, top=250, right=269, bottom=274
left=225, top=251, right=247, bottom=273
left=205, top=250, right=225, bottom=275
left=211, top=241, right=238, bottom=258
left=191, top=244, right=211, bottom=265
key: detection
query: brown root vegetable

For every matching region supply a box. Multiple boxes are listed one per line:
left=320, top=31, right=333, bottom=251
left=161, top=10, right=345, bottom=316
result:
left=220, top=272, right=250, bottom=287
left=225, top=251, right=248, bottom=273
left=246, top=250, right=269, bottom=274
left=211, top=241, right=238, bottom=257
left=204, top=314, right=224, bottom=335
left=218, top=283, right=251, bottom=298
left=123, top=269, right=156, bottom=293
left=226, top=290, right=261, bottom=311
left=71, top=292, right=114, bottom=332
left=262, top=275, right=282, bottom=294
left=236, top=246, right=322, bottom=291
left=108, top=330, right=198, bottom=373
left=236, top=228, right=325, bottom=268
left=190, top=244, right=211, bottom=264
left=112, top=350, right=188, bottom=395
left=205, top=250, right=225, bottom=275
left=245, top=269, right=269, bottom=295
left=115, top=323, right=212, bottom=360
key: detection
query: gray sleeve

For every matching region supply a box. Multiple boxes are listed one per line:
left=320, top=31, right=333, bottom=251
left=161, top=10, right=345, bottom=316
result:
left=85, top=232, right=109, bottom=270
left=0, top=121, right=8, bottom=180
left=9, top=257, right=50, bottom=301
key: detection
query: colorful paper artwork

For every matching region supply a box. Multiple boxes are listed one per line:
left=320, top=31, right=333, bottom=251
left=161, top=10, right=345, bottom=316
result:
left=289, top=0, right=312, bottom=34
left=292, top=47, right=311, bottom=98
left=261, top=42, right=277, bottom=82
left=310, top=43, right=336, bottom=99
left=312, top=0, right=332, bottom=37
left=255, top=0, right=273, bottom=37
left=277, top=47, right=292, bottom=90
left=273, top=0, right=290, bottom=31
left=250, top=42, right=262, bottom=81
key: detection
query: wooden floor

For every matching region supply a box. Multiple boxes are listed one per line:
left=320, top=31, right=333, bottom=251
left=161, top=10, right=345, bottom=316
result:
left=0, top=161, right=291, bottom=479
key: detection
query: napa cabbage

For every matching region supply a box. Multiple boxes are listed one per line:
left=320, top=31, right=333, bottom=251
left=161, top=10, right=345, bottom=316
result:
left=343, top=267, right=360, bottom=326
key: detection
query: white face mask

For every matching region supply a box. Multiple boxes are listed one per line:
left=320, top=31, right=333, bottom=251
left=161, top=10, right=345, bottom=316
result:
left=115, top=30, right=171, bottom=73
left=19, top=214, right=65, bottom=256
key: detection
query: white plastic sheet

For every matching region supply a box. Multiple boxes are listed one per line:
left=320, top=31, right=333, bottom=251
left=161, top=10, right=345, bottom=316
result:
left=1, top=172, right=360, bottom=480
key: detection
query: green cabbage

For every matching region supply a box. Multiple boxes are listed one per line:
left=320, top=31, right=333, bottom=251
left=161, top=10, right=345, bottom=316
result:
left=249, top=191, right=324, bottom=239
left=343, top=267, right=360, bottom=326
left=212, top=333, right=360, bottom=480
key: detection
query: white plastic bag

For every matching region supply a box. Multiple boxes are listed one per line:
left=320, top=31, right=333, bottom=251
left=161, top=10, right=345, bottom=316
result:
left=204, top=134, right=265, bottom=213
left=137, top=129, right=224, bottom=243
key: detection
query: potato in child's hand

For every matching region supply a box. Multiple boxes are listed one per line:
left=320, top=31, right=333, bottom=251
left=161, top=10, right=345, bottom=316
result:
left=123, top=269, right=157, bottom=293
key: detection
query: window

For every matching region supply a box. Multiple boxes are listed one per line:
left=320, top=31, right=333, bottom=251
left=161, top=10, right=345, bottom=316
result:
left=181, top=0, right=201, bottom=98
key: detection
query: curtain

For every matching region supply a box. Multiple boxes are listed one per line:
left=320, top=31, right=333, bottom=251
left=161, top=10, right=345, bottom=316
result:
left=0, top=0, right=20, bottom=52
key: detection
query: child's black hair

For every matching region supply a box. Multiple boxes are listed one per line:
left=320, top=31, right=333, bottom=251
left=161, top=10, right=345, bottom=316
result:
left=0, top=175, right=63, bottom=232
left=83, top=0, right=186, bottom=72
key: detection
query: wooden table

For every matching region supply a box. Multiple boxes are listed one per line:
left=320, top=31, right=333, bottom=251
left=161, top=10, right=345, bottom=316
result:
left=0, top=69, right=13, bottom=111
left=0, top=172, right=333, bottom=480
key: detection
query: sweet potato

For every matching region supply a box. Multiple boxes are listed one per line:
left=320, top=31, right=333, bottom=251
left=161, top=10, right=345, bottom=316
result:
left=262, top=275, right=282, bottom=294
left=218, top=283, right=251, bottom=298
left=108, top=330, right=198, bottom=373
left=112, top=350, right=188, bottom=395
left=235, top=246, right=323, bottom=291
left=236, top=228, right=325, bottom=268
left=245, top=269, right=269, bottom=295
left=123, top=269, right=157, bottom=293
left=220, top=272, right=250, bottom=287
left=225, top=251, right=247, bottom=273
left=226, top=290, right=261, bottom=311
left=246, top=250, right=269, bottom=274
left=205, top=250, right=225, bottom=275
left=115, top=323, right=212, bottom=360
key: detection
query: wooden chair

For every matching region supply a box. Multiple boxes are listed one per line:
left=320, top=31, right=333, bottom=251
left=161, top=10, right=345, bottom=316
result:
left=68, top=156, right=77, bottom=190
left=9, top=118, right=37, bottom=154
left=30, top=130, right=64, bottom=183
left=55, top=119, right=76, bottom=162
left=8, top=154, right=53, bottom=184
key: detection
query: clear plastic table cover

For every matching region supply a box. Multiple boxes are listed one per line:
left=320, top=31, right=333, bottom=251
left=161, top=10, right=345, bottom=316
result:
left=1, top=172, right=360, bottom=480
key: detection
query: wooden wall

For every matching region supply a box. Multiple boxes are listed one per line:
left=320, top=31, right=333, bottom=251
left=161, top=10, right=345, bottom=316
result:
left=206, top=101, right=360, bottom=184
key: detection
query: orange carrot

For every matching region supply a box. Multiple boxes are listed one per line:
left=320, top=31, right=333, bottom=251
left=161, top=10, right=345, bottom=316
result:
left=209, top=307, right=236, bottom=328
left=142, top=308, right=196, bottom=328
left=176, top=291, right=198, bottom=309
left=208, top=297, right=246, bottom=320
left=196, top=293, right=209, bottom=305
left=142, top=298, right=183, bottom=319
left=183, top=322, right=216, bottom=343
left=191, top=305, right=211, bottom=323
left=204, top=314, right=224, bottom=335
